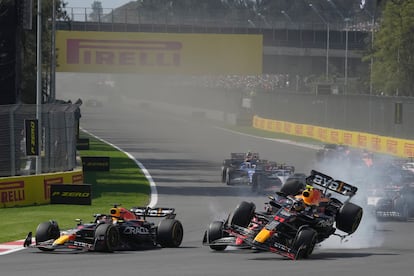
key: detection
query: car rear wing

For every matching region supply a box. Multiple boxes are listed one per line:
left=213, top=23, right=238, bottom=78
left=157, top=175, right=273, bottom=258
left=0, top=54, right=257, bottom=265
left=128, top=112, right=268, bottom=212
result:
left=306, top=170, right=358, bottom=197
left=230, top=152, right=260, bottom=159
left=231, top=153, right=246, bottom=159
left=130, top=207, right=176, bottom=219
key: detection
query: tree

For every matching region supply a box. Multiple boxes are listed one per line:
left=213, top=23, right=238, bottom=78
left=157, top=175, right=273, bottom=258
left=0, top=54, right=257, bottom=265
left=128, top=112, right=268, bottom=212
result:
left=370, top=0, right=414, bottom=96
left=89, top=1, right=103, bottom=22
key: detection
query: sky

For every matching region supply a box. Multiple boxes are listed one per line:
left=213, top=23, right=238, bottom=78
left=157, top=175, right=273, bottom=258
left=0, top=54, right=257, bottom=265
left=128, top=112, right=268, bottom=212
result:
left=65, top=0, right=132, bottom=9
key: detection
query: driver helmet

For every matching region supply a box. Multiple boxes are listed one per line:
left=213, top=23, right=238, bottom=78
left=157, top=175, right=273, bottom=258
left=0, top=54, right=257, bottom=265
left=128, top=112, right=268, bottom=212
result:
left=301, top=185, right=322, bottom=206
left=245, top=151, right=253, bottom=161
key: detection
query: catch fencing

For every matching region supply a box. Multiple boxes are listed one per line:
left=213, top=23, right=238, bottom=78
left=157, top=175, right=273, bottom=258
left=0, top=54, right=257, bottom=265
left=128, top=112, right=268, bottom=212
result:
left=0, top=103, right=81, bottom=177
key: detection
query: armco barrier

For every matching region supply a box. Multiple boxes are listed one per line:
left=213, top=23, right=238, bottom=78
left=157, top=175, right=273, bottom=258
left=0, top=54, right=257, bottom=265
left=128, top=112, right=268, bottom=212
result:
left=0, top=169, right=83, bottom=208
left=253, top=115, right=414, bottom=158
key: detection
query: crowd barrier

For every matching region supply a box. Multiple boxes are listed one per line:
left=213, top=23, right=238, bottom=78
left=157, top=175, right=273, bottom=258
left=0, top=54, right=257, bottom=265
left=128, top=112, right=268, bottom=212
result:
left=0, top=169, right=83, bottom=208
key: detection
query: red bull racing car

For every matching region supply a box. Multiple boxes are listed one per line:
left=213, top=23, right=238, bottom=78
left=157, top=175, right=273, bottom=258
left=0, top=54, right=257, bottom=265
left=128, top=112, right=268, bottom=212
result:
left=24, top=204, right=183, bottom=252
left=203, top=170, right=363, bottom=260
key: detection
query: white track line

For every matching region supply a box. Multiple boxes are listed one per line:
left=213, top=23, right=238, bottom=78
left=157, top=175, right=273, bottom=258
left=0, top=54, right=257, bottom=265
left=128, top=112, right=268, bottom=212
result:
left=81, top=128, right=158, bottom=208
left=214, top=126, right=322, bottom=150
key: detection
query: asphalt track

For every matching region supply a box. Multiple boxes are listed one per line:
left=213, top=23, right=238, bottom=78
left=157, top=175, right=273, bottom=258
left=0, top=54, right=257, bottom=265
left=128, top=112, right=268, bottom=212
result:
left=1, top=95, right=413, bottom=276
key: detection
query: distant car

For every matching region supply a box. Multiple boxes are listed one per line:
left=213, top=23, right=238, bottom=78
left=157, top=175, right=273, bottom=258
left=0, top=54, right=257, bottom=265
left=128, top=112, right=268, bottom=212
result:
left=224, top=160, right=261, bottom=186
left=316, top=144, right=350, bottom=163
left=402, top=162, right=414, bottom=174
left=367, top=184, right=414, bottom=221
left=286, top=172, right=307, bottom=183
left=24, top=205, right=183, bottom=252
left=251, top=163, right=295, bottom=193
left=221, top=152, right=261, bottom=185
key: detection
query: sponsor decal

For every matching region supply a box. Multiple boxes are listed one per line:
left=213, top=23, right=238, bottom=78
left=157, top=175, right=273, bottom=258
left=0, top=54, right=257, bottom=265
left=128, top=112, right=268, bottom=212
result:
left=275, top=121, right=282, bottom=132
left=357, top=134, right=368, bottom=147
left=371, top=136, right=382, bottom=151
left=305, top=125, right=314, bottom=137
left=330, top=131, right=339, bottom=143
left=123, top=226, right=149, bottom=235
left=317, top=128, right=327, bottom=141
left=259, top=119, right=265, bottom=129
left=284, top=122, right=292, bottom=133
left=343, top=132, right=353, bottom=145
left=82, top=156, right=110, bottom=171
left=73, top=241, right=93, bottom=248
left=50, top=184, right=92, bottom=205
left=308, top=171, right=357, bottom=196
left=25, top=119, right=38, bottom=156
left=266, top=120, right=273, bottom=131
left=57, top=31, right=263, bottom=74
left=72, top=174, right=84, bottom=184
left=386, top=139, right=398, bottom=155
left=76, top=138, right=90, bottom=150
left=316, top=217, right=334, bottom=227
left=44, top=177, right=63, bottom=200
left=294, top=125, right=303, bottom=136
left=403, top=142, right=414, bottom=158
left=67, top=39, right=182, bottom=67
left=133, top=207, right=175, bottom=217
left=0, top=181, right=25, bottom=203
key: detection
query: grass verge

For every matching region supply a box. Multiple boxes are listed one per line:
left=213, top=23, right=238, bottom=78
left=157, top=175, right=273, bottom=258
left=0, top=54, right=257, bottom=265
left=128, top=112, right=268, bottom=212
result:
left=0, top=133, right=150, bottom=243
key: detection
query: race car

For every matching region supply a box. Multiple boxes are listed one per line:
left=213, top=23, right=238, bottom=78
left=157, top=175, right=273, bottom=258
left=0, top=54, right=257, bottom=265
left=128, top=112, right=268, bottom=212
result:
left=316, top=143, right=350, bottom=163
left=286, top=172, right=307, bottom=185
left=23, top=204, right=184, bottom=252
left=367, top=183, right=414, bottom=221
left=203, top=170, right=363, bottom=260
left=221, top=152, right=260, bottom=183
left=251, top=163, right=295, bottom=193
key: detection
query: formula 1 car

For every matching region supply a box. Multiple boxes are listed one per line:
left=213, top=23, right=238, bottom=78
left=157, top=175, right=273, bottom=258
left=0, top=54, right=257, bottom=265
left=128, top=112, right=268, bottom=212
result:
left=203, top=170, right=363, bottom=260
left=23, top=204, right=183, bottom=252
left=221, top=152, right=260, bottom=184
left=367, top=183, right=414, bottom=221
left=316, top=144, right=350, bottom=163
left=251, top=163, right=295, bottom=193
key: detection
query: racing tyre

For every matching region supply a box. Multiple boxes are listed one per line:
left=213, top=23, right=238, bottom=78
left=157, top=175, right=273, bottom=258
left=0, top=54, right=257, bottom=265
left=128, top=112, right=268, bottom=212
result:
left=35, top=221, right=60, bottom=251
left=395, top=199, right=409, bottom=222
left=206, top=221, right=228, bottom=251
left=336, top=202, right=363, bottom=234
left=280, top=179, right=304, bottom=196
left=292, top=228, right=317, bottom=259
left=228, top=201, right=255, bottom=227
left=225, top=168, right=234, bottom=186
left=221, top=166, right=227, bottom=183
left=157, top=219, right=184, bottom=248
left=251, top=173, right=259, bottom=192
left=253, top=173, right=270, bottom=193
left=94, top=223, right=120, bottom=252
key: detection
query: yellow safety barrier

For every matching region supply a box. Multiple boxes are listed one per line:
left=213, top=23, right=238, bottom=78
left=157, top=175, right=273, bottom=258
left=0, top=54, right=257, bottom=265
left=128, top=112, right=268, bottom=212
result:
left=0, top=169, right=83, bottom=208
left=253, top=115, right=414, bottom=158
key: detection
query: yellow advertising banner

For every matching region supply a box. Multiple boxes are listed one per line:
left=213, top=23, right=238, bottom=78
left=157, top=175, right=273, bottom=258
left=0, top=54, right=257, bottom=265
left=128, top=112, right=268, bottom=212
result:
left=0, top=170, right=83, bottom=208
left=252, top=115, right=414, bottom=158
left=56, top=31, right=263, bottom=74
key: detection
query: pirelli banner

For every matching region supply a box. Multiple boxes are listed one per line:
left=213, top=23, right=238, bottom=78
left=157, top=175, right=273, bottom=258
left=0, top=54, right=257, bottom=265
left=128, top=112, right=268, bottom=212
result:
left=56, top=30, right=263, bottom=74
left=50, top=184, right=91, bottom=205
left=0, top=170, right=83, bottom=208
left=253, top=115, right=414, bottom=158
